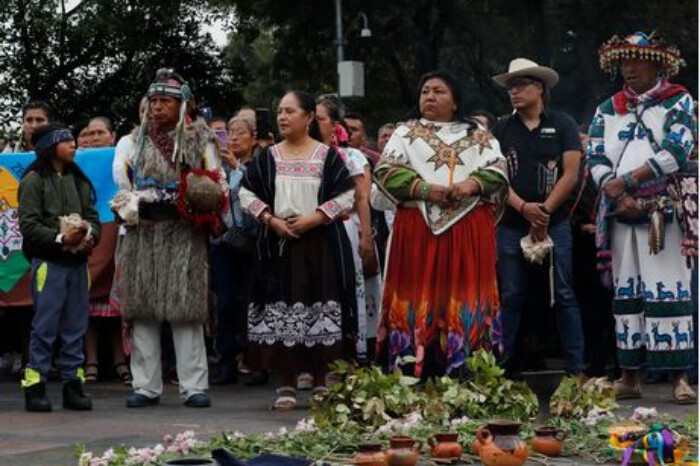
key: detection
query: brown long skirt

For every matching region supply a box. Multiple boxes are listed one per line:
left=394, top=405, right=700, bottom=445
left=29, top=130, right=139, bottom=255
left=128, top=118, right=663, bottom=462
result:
left=246, top=227, right=354, bottom=374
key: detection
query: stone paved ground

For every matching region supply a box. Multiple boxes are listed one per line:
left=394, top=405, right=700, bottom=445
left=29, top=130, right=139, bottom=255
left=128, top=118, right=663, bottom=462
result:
left=0, top=378, right=696, bottom=466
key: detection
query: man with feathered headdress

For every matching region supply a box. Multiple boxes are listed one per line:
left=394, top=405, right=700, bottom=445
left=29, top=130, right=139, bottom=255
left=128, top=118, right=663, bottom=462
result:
left=587, top=32, right=696, bottom=404
left=113, top=69, right=227, bottom=408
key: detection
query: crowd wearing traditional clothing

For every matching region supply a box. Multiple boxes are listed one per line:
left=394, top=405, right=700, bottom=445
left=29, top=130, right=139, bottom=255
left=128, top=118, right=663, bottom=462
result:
left=0, top=31, right=697, bottom=413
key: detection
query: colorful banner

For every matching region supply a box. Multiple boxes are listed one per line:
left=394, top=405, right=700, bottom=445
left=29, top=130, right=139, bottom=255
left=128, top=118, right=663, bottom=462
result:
left=0, top=148, right=118, bottom=306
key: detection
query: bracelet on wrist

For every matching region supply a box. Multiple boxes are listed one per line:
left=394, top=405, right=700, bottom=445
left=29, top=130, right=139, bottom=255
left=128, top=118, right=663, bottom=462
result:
left=622, top=172, right=638, bottom=190
left=261, top=211, right=272, bottom=226
left=420, top=183, right=431, bottom=201
left=519, top=201, right=527, bottom=214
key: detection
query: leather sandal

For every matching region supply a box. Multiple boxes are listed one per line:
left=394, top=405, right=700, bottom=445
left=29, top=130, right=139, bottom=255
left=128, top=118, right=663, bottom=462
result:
left=113, top=362, right=133, bottom=387
left=84, top=363, right=99, bottom=383
left=673, top=377, right=697, bottom=405
left=613, top=378, right=642, bottom=400
left=272, top=386, right=297, bottom=411
left=312, top=386, right=328, bottom=401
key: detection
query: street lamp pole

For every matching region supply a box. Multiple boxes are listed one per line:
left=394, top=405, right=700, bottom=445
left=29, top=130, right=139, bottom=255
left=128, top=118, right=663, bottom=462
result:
left=334, top=0, right=344, bottom=108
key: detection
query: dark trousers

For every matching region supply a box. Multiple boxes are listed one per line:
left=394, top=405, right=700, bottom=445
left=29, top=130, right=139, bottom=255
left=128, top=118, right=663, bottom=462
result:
left=210, top=244, right=252, bottom=372
left=497, top=221, right=585, bottom=374
left=573, top=227, right=615, bottom=376
left=27, top=259, right=89, bottom=382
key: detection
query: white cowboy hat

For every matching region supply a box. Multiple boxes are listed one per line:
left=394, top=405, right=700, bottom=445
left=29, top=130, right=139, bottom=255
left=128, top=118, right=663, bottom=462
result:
left=492, top=58, right=560, bottom=89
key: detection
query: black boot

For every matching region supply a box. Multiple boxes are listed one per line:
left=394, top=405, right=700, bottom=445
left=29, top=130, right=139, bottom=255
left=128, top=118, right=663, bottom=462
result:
left=62, top=379, right=92, bottom=411
left=24, top=383, right=52, bottom=412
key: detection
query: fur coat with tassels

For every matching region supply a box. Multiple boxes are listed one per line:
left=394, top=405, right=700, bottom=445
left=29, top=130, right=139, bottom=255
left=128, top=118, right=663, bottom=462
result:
left=118, top=118, right=221, bottom=324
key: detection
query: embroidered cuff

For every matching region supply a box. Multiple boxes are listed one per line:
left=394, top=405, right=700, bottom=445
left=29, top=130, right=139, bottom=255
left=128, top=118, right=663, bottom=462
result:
left=318, top=199, right=343, bottom=221
left=647, top=150, right=680, bottom=177
left=591, top=165, right=614, bottom=188
left=469, top=177, right=485, bottom=195
left=410, top=179, right=423, bottom=199
left=248, top=199, right=269, bottom=219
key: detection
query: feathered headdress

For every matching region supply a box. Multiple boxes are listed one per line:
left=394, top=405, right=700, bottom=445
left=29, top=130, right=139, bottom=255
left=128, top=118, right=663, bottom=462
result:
left=134, top=68, right=193, bottom=166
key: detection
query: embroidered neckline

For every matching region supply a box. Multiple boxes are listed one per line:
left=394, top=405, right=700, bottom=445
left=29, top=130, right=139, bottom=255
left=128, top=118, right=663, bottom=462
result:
left=274, top=143, right=325, bottom=162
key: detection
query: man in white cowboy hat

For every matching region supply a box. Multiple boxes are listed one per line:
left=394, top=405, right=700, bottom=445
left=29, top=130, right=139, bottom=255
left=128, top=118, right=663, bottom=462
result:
left=587, top=31, right=696, bottom=405
left=492, top=58, right=585, bottom=379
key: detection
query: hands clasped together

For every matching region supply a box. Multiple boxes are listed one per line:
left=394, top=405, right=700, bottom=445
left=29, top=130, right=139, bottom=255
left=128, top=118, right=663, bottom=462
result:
left=263, top=210, right=327, bottom=239
left=602, top=177, right=643, bottom=220
left=423, top=179, right=482, bottom=206
left=60, top=215, right=95, bottom=254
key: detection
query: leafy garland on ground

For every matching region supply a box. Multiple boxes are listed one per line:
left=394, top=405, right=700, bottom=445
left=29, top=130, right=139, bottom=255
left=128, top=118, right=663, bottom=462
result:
left=311, top=350, right=539, bottom=429
left=75, top=351, right=698, bottom=465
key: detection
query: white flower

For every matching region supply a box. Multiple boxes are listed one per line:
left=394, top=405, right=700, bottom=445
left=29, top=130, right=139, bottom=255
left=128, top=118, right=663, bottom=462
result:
left=403, top=412, right=423, bottom=426
left=581, top=407, right=614, bottom=426
left=101, top=448, right=115, bottom=461
left=295, top=418, right=317, bottom=432
left=377, top=419, right=402, bottom=434
left=278, top=427, right=288, bottom=436
left=227, top=431, right=246, bottom=441
left=78, top=452, right=93, bottom=466
left=450, top=416, right=471, bottom=427
left=630, top=407, right=658, bottom=421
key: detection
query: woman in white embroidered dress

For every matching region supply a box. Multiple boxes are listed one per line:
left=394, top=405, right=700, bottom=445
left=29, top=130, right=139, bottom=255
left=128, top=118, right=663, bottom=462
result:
left=239, top=91, right=356, bottom=410
left=316, top=97, right=381, bottom=363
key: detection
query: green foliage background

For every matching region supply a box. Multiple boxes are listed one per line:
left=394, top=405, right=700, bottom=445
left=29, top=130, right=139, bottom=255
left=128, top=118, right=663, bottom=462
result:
left=1, top=0, right=696, bottom=138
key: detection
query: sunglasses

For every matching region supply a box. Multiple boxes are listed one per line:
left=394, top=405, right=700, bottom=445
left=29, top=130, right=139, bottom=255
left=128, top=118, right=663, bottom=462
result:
left=506, top=78, right=540, bottom=91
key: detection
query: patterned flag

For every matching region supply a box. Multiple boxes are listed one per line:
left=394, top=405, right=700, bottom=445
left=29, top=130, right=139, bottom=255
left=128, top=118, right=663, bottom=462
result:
left=0, top=148, right=118, bottom=305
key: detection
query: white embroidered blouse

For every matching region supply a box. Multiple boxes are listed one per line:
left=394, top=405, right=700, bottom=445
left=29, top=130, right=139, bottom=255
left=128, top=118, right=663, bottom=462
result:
left=239, top=143, right=355, bottom=221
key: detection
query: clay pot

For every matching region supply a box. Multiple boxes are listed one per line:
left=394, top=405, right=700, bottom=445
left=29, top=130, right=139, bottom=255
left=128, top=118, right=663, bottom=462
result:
left=355, top=443, right=388, bottom=466
left=387, top=436, right=422, bottom=466
left=471, top=438, right=481, bottom=455
left=476, top=420, right=529, bottom=466
left=531, top=426, right=567, bottom=456
left=428, top=433, right=463, bottom=459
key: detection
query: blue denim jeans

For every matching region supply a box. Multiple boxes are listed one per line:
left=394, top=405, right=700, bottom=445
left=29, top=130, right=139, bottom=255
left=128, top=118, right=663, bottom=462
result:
left=497, top=221, right=584, bottom=374
left=28, top=260, right=89, bottom=382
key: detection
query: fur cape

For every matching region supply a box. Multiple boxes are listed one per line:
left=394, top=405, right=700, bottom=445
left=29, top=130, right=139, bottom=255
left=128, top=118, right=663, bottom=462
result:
left=119, top=119, right=213, bottom=323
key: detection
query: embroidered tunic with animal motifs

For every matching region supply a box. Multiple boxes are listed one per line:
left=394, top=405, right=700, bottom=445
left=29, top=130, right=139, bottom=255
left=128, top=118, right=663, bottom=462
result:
left=586, top=79, right=696, bottom=370
left=587, top=79, right=695, bottom=187
left=374, top=119, right=509, bottom=234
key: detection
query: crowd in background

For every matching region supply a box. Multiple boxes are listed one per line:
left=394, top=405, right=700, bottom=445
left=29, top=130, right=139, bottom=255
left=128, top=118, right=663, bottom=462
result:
left=0, top=30, right=698, bottom=412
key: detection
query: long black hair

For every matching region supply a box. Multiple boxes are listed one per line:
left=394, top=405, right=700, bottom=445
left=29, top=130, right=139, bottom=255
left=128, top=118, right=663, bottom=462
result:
left=316, top=95, right=351, bottom=148
left=23, top=123, right=97, bottom=203
left=286, top=90, right=323, bottom=142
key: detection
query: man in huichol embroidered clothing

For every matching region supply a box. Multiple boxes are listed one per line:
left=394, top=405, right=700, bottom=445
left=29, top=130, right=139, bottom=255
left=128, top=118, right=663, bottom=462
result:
left=587, top=31, right=696, bottom=404
left=113, top=69, right=227, bottom=408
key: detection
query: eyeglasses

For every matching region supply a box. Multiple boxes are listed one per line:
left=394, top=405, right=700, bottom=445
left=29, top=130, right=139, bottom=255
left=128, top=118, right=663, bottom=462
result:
left=506, top=78, right=539, bottom=92
left=229, top=129, right=252, bottom=138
